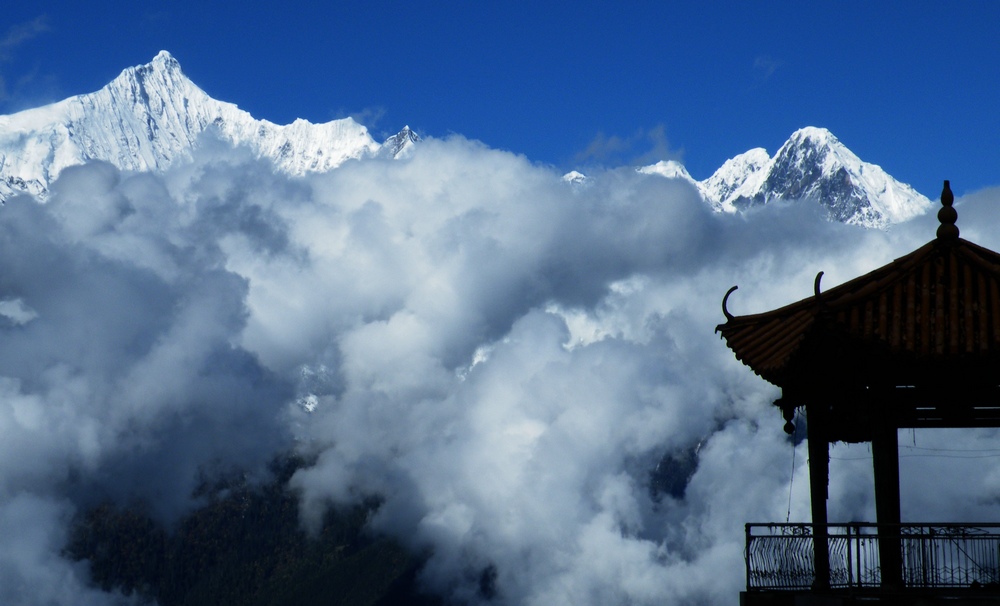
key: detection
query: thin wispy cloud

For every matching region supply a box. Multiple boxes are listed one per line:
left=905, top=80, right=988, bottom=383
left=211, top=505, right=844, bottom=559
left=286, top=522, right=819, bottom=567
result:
left=575, top=125, right=683, bottom=168
left=140, top=10, right=171, bottom=26
left=752, top=54, right=782, bottom=82
left=335, top=105, right=387, bottom=128
left=0, top=16, right=49, bottom=57
left=0, top=16, right=51, bottom=103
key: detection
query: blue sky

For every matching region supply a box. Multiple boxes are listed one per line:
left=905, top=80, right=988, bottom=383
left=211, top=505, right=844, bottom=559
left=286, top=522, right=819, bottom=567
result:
left=3, top=1, right=1000, bottom=197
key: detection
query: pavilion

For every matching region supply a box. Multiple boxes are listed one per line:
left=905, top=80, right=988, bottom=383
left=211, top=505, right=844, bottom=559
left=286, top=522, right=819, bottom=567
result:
left=718, top=182, right=1000, bottom=604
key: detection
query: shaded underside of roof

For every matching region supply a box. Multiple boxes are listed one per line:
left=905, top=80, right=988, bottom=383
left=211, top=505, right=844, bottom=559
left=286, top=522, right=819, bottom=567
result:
left=716, top=237, right=1000, bottom=388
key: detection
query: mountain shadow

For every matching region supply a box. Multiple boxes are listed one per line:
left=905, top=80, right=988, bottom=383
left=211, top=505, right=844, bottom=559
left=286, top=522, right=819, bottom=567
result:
left=65, top=454, right=443, bottom=606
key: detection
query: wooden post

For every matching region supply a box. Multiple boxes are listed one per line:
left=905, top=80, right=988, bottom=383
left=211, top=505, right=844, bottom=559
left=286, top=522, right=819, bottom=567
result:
left=806, top=402, right=831, bottom=589
left=872, top=422, right=903, bottom=588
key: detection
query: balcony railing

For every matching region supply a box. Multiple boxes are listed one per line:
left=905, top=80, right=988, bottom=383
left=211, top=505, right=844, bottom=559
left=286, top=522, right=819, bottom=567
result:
left=746, top=523, right=1000, bottom=591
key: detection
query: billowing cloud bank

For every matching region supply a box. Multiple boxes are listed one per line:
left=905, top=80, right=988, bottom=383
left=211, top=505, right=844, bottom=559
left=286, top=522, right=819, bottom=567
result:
left=2, top=134, right=1000, bottom=605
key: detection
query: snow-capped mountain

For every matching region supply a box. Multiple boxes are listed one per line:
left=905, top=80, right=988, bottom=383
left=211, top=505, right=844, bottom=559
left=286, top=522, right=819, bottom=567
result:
left=574, top=127, right=929, bottom=228
left=380, top=125, right=419, bottom=159
left=703, top=127, right=931, bottom=227
left=694, top=127, right=930, bottom=228
left=0, top=51, right=411, bottom=202
left=637, top=160, right=697, bottom=182
left=0, top=52, right=930, bottom=229
left=699, top=148, right=770, bottom=209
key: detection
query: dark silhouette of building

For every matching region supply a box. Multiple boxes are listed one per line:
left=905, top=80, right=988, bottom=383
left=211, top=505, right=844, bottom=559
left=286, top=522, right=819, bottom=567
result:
left=718, top=182, right=1000, bottom=604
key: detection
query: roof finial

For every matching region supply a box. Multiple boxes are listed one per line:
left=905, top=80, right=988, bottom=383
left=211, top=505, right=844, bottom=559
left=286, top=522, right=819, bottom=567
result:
left=937, top=180, right=959, bottom=240
left=721, top=285, right=738, bottom=322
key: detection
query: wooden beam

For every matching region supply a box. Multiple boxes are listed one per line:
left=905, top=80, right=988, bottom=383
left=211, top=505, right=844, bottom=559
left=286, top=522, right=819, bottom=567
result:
left=806, top=401, right=831, bottom=589
left=872, top=422, right=903, bottom=588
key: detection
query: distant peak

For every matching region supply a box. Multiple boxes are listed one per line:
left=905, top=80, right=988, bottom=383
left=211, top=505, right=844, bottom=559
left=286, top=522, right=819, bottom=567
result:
left=637, top=160, right=695, bottom=182
left=106, top=51, right=187, bottom=92
left=381, top=125, right=420, bottom=158
left=389, top=125, right=419, bottom=143
left=148, top=50, right=182, bottom=72
left=788, top=126, right=839, bottom=145
left=153, top=50, right=176, bottom=63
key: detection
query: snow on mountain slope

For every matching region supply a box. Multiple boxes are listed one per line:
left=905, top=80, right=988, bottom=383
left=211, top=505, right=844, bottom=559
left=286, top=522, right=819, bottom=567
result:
left=699, top=148, right=770, bottom=213
left=0, top=51, right=390, bottom=201
left=645, top=127, right=932, bottom=228
left=637, top=160, right=696, bottom=182
left=380, top=125, right=420, bottom=159
left=0, top=52, right=930, bottom=230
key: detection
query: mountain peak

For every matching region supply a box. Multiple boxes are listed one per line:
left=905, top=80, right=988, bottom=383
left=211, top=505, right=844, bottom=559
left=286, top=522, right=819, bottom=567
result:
left=729, top=128, right=930, bottom=226
left=788, top=126, right=837, bottom=144
left=116, top=50, right=188, bottom=91
left=143, top=51, right=184, bottom=80
left=778, top=127, right=849, bottom=166
left=0, top=51, right=384, bottom=201
left=699, top=148, right=770, bottom=211
left=655, top=128, right=931, bottom=228
left=381, top=125, right=420, bottom=159
left=637, top=160, right=695, bottom=182
left=153, top=49, right=176, bottom=62
left=151, top=50, right=180, bottom=68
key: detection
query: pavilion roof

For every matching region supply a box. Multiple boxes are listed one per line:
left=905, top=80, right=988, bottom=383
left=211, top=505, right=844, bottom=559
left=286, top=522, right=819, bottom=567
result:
left=716, top=182, right=1000, bottom=388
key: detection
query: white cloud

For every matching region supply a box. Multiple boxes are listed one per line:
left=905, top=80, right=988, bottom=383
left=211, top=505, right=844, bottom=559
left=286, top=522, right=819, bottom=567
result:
left=0, top=131, right=996, bottom=605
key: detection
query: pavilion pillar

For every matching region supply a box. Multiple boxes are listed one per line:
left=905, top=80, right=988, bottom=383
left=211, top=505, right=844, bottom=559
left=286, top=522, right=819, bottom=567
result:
left=805, top=401, right=830, bottom=590
left=872, top=421, right=903, bottom=588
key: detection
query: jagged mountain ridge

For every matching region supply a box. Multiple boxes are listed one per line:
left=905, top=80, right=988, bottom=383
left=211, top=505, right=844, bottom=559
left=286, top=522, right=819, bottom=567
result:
left=0, top=51, right=413, bottom=202
left=0, top=52, right=930, bottom=229
left=639, top=127, right=931, bottom=228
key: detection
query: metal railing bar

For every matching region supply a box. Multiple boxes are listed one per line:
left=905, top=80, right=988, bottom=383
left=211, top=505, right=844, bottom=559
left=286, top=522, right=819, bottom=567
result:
left=746, top=522, right=1000, bottom=591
